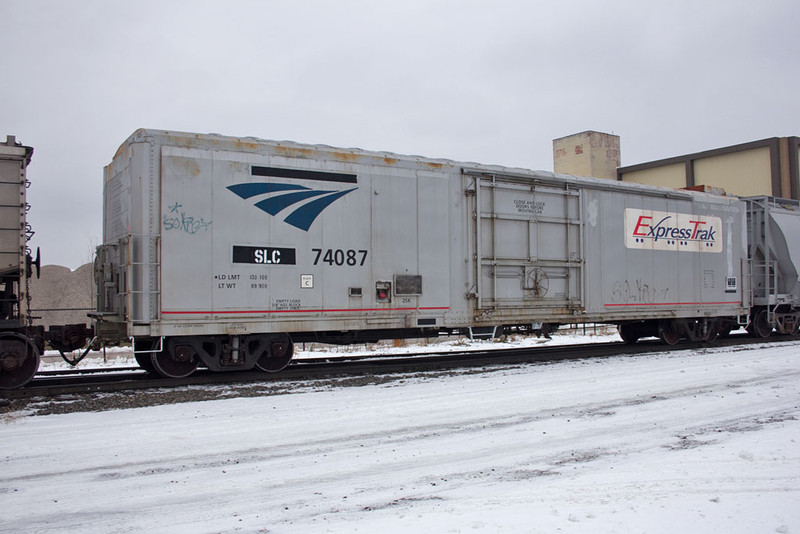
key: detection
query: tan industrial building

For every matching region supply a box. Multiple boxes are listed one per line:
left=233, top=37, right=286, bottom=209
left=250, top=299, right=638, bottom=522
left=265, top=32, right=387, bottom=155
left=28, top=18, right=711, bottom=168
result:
left=553, top=131, right=621, bottom=181
left=554, top=131, right=800, bottom=201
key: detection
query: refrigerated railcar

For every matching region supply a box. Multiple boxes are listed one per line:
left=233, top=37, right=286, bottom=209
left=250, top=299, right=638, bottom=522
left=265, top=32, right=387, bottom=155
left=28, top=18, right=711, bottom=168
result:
left=93, top=129, right=759, bottom=378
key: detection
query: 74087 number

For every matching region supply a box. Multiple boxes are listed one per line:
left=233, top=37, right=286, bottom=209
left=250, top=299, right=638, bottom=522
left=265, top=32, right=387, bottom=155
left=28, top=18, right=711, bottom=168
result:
left=312, top=248, right=368, bottom=267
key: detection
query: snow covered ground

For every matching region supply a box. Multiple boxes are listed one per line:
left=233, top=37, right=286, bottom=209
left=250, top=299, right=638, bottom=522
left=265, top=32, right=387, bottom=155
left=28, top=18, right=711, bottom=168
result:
left=3, top=336, right=799, bottom=533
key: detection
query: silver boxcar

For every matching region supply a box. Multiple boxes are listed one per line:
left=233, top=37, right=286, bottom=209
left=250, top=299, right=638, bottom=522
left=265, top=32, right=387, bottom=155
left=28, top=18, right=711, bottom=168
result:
left=95, top=130, right=750, bottom=376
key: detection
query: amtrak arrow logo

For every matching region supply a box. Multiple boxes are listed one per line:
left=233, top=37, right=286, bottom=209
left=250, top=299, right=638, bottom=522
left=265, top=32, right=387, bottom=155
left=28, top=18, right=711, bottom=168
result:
left=228, top=182, right=357, bottom=231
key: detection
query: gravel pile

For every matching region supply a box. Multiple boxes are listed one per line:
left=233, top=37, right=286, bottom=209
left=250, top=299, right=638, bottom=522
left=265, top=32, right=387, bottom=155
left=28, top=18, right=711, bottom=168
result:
left=29, top=263, right=94, bottom=309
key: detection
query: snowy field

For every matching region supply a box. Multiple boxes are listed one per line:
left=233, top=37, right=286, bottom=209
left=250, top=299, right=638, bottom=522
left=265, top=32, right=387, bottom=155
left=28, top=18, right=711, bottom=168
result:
left=2, top=336, right=799, bottom=533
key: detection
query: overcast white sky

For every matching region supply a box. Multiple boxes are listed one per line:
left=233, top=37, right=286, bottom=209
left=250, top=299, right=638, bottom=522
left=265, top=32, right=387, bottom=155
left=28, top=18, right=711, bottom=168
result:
left=2, top=0, right=799, bottom=269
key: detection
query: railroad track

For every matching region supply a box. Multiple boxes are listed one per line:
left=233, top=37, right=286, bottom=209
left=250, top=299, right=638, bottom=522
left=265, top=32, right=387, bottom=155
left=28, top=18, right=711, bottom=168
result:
left=3, top=334, right=793, bottom=404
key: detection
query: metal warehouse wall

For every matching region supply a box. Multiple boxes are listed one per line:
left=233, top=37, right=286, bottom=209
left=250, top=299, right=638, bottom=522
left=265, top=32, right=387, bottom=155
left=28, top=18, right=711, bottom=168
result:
left=617, top=137, right=800, bottom=200
left=620, top=162, right=686, bottom=189
left=693, top=146, right=772, bottom=197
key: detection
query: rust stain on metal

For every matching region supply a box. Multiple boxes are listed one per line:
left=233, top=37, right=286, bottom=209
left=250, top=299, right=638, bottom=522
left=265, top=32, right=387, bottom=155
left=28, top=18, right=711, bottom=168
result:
left=234, top=140, right=259, bottom=151
left=383, top=157, right=398, bottom=165
left=167, top=154, right=202, bottom=176
left=184, top=159, right=202, bottom=176
left=332, top=151, right=361, bottom=163
left=422, top=161, right=444, bottom=169
left=112, top=144, right=129, bottom=162
left=273, top=146, right=316, bottom=159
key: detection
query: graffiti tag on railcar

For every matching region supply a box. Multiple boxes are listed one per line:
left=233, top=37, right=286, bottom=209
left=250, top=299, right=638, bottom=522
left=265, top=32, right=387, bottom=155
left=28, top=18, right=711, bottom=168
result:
left=162, top=202, right=212, bottom=234
left=611, top=279, right=670, bottom=304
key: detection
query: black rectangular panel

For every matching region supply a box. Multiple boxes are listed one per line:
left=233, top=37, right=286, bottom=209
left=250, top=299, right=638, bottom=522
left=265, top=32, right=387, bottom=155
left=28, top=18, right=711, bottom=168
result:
left=395, top=274, right=422, bottom=295
left=251, top=166, right=357, bottom=184
left=233, top=245, right=297, bottom=265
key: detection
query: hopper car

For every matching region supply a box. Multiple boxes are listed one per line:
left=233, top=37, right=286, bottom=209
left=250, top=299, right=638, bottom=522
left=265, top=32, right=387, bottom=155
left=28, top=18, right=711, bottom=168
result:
left=0, top=136, right=91, bottom=388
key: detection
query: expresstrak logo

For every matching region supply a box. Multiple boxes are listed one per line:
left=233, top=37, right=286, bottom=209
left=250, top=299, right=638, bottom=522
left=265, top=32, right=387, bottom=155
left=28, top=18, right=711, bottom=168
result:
left=624, top=208, right=722, bottom=253
left=228, top=166, right=357, bottom=231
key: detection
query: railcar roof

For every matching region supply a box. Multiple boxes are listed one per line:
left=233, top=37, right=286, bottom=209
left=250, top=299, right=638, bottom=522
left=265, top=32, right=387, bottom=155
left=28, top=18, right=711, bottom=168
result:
left=118, top=129, right=736, bottom=204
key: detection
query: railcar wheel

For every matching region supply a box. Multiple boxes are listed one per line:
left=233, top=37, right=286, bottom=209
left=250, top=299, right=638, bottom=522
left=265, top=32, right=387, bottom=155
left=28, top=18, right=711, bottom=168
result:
left=750, top=309, right=773, bottom=338
left=133, top=339, right=160, bottom=374
left=705, top=322, right=720, bottom=342
left=135, top=353, right=157, bottom=374
left=151, top=342, right=199, bottom=378
left=255, top=335, right=294, bottom=373
left=0, top=334, right=41, bottom=389
left=658, top=319, right=681, bottom=346
left=618, top=324, right=640, bottom=344
left=786, top=317, right=800, bottom=337
left=684, top=319, right=718, bottom=343
left=788, top=323, right=800, bottom=338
